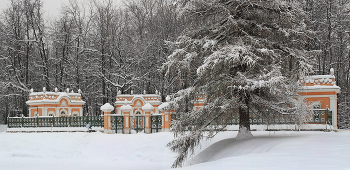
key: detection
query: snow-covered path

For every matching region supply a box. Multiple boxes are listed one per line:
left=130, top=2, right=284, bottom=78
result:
left=1, top=129, right=350, bottom=170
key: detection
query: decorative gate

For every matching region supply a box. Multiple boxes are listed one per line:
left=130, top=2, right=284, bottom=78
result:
left=151, top=115, right=162, bottom=133
left=111, top=116, right=124, bottom=134
left=130, top=113, right=145, bottom=133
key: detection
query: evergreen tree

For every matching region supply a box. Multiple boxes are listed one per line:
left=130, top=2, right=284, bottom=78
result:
left=162, top=0, right=317, bottom=167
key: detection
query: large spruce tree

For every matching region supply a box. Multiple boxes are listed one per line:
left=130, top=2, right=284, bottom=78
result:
left=162, top=0, right=317, bottom=167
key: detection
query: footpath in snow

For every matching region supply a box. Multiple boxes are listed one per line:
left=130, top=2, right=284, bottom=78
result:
left=0, top=128, right=350, bottom=170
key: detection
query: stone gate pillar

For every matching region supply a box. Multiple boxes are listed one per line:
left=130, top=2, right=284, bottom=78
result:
left=121, top=104, right=132, bottom=134
left=100, top=103, right=114, bottom=134
left=142, top=103, right=154, bottom=134
left=163, top=111, right=171, bottom=132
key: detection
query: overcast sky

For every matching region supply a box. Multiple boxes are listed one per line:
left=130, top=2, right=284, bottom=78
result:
left=0, top=0, right=124, bottom=21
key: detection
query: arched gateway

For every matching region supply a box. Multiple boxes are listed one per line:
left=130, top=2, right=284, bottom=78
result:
left=114, top=91, right=163, bottom=134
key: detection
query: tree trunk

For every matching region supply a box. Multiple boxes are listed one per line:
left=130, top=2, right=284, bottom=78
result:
left=239, top=106, right=250, bottom=131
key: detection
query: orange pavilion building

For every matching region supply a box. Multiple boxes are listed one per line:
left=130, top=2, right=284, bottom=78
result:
left=298, top=68, right=340, bottom=128
left=26, top=88, right=85, bottom=117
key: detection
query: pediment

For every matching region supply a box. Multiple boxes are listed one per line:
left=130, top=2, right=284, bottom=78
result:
left=61, top=100, right=67, bottom=106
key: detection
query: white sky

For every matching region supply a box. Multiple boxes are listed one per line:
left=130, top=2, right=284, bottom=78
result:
left=0, top=0, right=124, bottom=21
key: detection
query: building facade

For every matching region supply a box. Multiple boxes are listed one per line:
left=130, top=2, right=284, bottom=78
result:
left=113, top=90, right=164, bottom=134
left=298, top=69, right=340, bottom=128
left=26, top=88, right=85, bottom=117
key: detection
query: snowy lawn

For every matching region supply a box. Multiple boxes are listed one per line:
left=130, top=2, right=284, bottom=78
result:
left=1, top=128, right=350, bottom=170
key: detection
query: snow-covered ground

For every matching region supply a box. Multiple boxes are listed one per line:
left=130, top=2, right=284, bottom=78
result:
left=1, top=128, right=350, bottom=170
left=0, top=125, right=6, bottom=132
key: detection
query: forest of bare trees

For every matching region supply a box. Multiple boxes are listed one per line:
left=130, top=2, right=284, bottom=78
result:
left=0, top=0, right=350, bottom=129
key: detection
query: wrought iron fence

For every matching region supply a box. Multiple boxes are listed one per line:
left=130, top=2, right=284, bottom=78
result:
left=228, top=109, right=332, bottom=125
left=151, top=115, right=162, bottom=133
left=170, top=110, right=332, bottom=125
left=7, top=116, right=104, bottom=128
left=111, top=116, right=124, bottom=134
left=130, top=115, right=145, bottom=133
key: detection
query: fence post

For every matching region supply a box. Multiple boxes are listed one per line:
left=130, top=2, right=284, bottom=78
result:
left=101, top=103, right=114, bottom=134
left=120, top=104, right=132, bottom=134
left=142, top=103, right=153, bottom=134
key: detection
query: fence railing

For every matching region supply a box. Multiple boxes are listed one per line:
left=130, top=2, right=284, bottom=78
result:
left=170, top=110, right=332, bottom=125
left=7, top=116, right=104, bottom=128
left=229, top=110, right=332, bottom=125
left=111, top=115, right=124, bottom=134
left=7, top=110, right=332, bottom=130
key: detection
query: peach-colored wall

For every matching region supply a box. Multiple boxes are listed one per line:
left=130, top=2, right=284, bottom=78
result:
left=303, top=97, right=330, bottom=109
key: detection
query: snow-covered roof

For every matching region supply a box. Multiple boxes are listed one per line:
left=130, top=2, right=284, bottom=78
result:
left=142, top=103, right=154, bottom=111
left=298, top=71, right=340, bottom=94
left=26, top=91, right=85, bottom=105
left=158, top=103, right=169, bottom=111
left=300, top=75, right=335, bottom=84
left=115, top=94, right=161, bottom=105
left=298, top=85, right=340, bottom=93
left=120, top=105, right=132, bottom=111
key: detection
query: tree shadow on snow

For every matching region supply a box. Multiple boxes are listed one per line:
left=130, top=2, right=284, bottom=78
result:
left=184, top=132, right=301, bottom=166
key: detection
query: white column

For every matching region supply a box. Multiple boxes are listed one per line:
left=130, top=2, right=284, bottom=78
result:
left=329, top=96, right=337, bottom=129
left=56, top=108, right=59, bottom=117
left=43, top=107, right=47, bottom=116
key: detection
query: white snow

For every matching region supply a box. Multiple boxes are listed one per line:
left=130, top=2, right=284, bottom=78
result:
left=120, top=104, right=132, bottom=111
left=0, top=125, right=6, bottom=132
left=1, top=129, right=350, bottom=170
left=142, top=103, right=154, bottom=111
left=182, top=130, right=350, bottom=170
left=100, top=103, right=114, bottom=112
left=26, top=91, right=85, bottom=105
left=235, top=127, right=254, bottom=140
left=158, top=102, right=169, bottom=110
left=0, top=131, right=176, bottom=170
left=6, top=127, right=104, bottom=133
